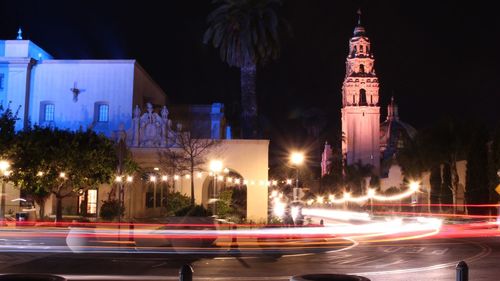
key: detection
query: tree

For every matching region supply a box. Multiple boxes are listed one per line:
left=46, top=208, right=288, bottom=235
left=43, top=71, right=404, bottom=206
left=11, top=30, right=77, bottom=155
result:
left=398, top=118, right=471, bottom=212
left=465, top=125, right=490, bottom=215
left=10, top=127, right=118, bottom=221
left=0, top=102, right=20, bottom=158
left=204, top=0, right=290, bottom=138
left=159, top=130, right=220, bottom=206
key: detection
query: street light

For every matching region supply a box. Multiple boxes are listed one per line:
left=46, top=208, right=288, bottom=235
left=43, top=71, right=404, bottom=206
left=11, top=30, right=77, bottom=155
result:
left=409, top=181, right=420, bottom=215
left=0, top=160, right=10, bottom=221
left=289, top=152, right=304, bottom=202
left=209, top=160, right=223, bottom=215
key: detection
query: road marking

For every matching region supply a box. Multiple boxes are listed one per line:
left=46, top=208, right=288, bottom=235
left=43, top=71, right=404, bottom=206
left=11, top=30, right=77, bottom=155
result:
left=431, top=248, right=449, bottom=255
left=336, top=255, right=372, bottom=265
left=405, top=246, right=425, bottom=253
left=383, top=247, right=402, bottom=253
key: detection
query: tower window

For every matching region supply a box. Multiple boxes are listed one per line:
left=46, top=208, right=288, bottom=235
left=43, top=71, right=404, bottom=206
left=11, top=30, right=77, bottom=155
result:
left=42, top=103, right=55, bottom=122
left=94, top=102, right=109, bottom=123
left=359, top=89, right=367, bottom=106
left=0, top=73, right=4, bottom=90
left=370, top=95, right=373, bottom=105
left=359, top=64, right=365, bottom=73
left=360, top=45, right=364, bottom=52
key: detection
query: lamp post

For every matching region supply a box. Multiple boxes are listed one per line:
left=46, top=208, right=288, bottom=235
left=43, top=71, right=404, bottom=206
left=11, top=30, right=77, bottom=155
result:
left=409, top=181, right=420, bottom=215
left=115, top=175, right=125, bottom=223
left=367, top=188, right=375, bottom=214
left=209, top=160, right=223, bottom=215
left=290, top=152, right=304, bottom=202
left=0, top=160, right=10, bottom=222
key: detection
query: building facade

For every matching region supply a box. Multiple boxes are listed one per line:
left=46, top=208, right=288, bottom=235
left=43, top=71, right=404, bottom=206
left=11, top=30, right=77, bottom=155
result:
left=0, top=33, right=269, bottom=222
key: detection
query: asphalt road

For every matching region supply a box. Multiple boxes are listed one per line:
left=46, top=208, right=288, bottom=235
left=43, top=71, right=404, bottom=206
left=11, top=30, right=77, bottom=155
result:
left=0, top=233, right=498, bottom=281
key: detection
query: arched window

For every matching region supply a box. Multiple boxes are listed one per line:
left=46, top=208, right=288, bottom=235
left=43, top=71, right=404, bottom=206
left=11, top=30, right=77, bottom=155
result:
left=40, top=101, right=55, bottom=122
left=360, top=45, right=364, bottom=52
left=94, top=102, right=109, bottom=123
left=359, top=64, right=365, bottom=73
left=359, top=89, right=367, bottom=106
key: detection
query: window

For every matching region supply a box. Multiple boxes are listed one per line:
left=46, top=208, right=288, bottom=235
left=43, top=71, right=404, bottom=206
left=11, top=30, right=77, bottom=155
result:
left=44, top=103, right=55, bottom=122
left=360, top=45, right=364, bottom=52
left=87, top=190, right=97, bottom=214
left=359, top=64, right=365, bottom=73
left=359, top=89, right=367, bottom=106
left=97, top=104, right=109, bottom=122
left=0, top=73, right=4, bottom=90
left=94, top=102, right=109, bottom=123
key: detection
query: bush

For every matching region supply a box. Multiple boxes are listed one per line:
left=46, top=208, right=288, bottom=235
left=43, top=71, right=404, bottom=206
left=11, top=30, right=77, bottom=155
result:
left=166, top=192, right=191, bottom=216
left=175, top=205, right=212, bottom=217
left=99, top=199, right=124, bottom=221
left=216, top=189, right=234, bottom=217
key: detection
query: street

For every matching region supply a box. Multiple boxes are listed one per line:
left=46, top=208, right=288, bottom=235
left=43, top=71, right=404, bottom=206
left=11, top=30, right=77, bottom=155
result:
left=0, top=227, right=499, bottom=281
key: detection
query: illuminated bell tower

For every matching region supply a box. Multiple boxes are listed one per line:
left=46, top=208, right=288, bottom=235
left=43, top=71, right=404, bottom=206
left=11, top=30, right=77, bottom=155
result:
left=341, top=10, right=380, bottom=173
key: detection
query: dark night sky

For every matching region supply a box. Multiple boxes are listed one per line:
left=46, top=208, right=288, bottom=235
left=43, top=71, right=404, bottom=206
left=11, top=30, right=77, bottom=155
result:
left=1, top=1, right=499, bottom=162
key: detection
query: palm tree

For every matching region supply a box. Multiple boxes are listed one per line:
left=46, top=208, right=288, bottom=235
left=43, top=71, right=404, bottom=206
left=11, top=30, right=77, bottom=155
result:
left=203, top=0, right=289, bottom=138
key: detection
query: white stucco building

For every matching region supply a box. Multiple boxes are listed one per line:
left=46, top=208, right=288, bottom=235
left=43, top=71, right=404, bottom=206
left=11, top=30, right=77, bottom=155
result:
left=0, top=32, right=269, bottom=222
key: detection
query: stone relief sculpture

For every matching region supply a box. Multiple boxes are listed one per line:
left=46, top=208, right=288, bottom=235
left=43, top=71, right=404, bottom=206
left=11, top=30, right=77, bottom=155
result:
left=130, top=103, right=172, bottom=147
left=139, top=103, right=162, bottom=147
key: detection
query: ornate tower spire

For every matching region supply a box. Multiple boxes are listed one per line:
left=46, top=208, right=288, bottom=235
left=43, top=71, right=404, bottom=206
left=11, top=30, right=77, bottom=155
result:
left=16, top=27, right=23, bottom=40
left=341, top=10, right=381, bottom=173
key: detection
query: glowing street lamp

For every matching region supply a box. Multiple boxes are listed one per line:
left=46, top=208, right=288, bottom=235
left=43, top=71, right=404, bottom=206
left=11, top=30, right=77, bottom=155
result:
left=290, top=151, right=305, bottom=201
left=409, top=181, right=420, bottom=215
left=209, top=160, right=223, bottom=174
left=367, top=188, right=376, bottom=214
left=209, top=160, right=224, bottom=215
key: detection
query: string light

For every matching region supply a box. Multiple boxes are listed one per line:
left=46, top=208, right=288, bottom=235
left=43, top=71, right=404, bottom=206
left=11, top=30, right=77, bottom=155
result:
left=315, top=184, right=421, bottom=205
left=39, top=170, right=285, bottom=190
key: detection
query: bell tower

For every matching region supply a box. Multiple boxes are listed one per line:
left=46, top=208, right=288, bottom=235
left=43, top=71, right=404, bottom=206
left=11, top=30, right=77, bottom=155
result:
left=341, top=10, right=380, bottom=173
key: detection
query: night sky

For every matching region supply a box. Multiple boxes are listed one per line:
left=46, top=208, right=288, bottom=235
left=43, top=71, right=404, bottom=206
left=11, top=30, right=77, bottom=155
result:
left=1, top=1, right=499, bottom=163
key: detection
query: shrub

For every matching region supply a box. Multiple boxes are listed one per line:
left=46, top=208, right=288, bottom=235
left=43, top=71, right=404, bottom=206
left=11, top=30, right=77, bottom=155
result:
left=166, top=192, right=191, bottom=216
left=99, top=199, right=124, bottom=221
left=175, top=205, right=213, bottom=217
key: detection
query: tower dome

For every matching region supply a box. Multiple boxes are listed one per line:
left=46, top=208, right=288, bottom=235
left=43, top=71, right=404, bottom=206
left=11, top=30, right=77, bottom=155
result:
left=380, top=97, right=417, bottom=163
